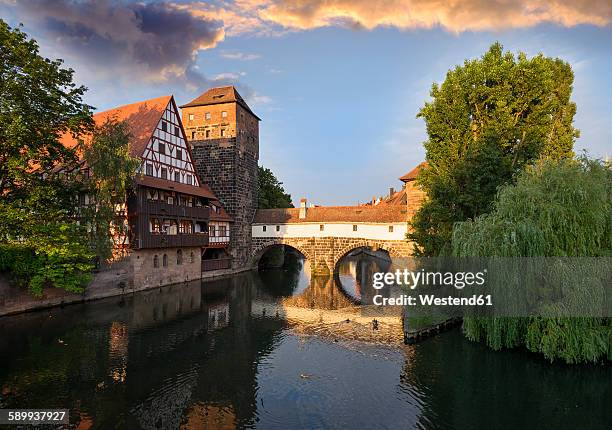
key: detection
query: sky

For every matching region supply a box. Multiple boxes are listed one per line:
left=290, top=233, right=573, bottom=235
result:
left=2, top=0, right=611, bottom=206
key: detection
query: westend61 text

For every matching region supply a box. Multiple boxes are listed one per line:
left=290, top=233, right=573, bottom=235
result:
left=373, top=294, right=493, bottom=307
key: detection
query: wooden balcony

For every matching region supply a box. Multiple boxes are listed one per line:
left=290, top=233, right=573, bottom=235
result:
left=202, top=258, right=232, bottom=272
left=135, top=232, right=209, bottom=249
left=139, top=200, right=210, bottom=219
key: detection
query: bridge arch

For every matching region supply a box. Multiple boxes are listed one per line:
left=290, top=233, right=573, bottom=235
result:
left=251, top=239, right=311, bottom=269
left=332, top=241, right=403, bottom=273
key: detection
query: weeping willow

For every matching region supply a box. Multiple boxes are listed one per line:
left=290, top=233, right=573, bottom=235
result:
left=453, top=157, right=611, bottom=363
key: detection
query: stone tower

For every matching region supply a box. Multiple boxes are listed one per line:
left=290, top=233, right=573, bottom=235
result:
left=180, top=86, right=260, bottom=269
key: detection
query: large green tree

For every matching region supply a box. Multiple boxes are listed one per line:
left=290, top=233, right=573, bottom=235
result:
left=410, top=43, right=579, bottom=256
left=258, top=166, right=293, bottom=209
left=453, top=157, right=611, bottom=363
left=0, top=20, right=94, bottom=295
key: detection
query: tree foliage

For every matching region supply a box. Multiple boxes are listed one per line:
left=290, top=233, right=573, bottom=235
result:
left=0, top=20, right=94, bottom=296
left=82, top=118, right=139, bottom=261
left=453, top=157, right=611, bottom=363
left=258, top=166, right=293, bottom=209
left=410, top=42, right=579, bottom=256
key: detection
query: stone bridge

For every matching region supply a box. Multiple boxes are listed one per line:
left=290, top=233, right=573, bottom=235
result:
left=251, top=200, right=413, bottom=274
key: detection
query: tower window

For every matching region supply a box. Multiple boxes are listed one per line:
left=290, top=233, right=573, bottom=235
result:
left=353, top=225, right=358, bottom=231
left=146, top=163, right=153, bottom=176
left=205, top=112, right=211, bottom=120
left=188, top=113, right=194, bottom=121
left=191, top=131, right=196, bottom=139
left=220, top=129, right=226, bottom=137
left=222, top=111, right=227, bottom=118
left=205, top=130, right=211, bottom=138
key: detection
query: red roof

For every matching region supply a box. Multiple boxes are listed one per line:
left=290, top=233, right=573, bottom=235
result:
left=179, top=86, right=260, bottom=120
left=399, top=162, right=428, bottom=182
left=253, top=205, right=408, bottom=224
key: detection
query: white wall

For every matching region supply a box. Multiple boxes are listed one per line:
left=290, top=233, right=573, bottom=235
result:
left=252, top=222, right=408, bottom=240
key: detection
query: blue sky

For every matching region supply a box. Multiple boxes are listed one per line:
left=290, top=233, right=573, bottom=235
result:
left=2, top=1, right=611, bottom=205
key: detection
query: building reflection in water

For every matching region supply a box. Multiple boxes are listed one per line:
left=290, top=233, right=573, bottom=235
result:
left=1, top=250, right=609, bottom=430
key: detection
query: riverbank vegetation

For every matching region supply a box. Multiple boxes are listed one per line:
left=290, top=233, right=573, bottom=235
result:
left=409, top=42, right=578, bottom=256
left=0, top=21, right=135, bottom=296
left=454, top=158, right=611, bottom=363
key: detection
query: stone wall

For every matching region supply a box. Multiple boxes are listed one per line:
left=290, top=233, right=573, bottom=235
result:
left=191, top=137, right=258, bottom=270
left=251, top=236, right=413, bottom=275
left=132, top=247, right=201, bottom=290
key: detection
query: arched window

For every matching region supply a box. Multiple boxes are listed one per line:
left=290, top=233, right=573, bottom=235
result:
left=177, top=249, right=183, bottom=265
left=190, top=251, right=194, bottom=263
left=153, top=255, right=159, bottom=268
left=163, top=254, right=168, bottom=267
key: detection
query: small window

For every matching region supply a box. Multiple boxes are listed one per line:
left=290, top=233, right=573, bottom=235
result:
left=159, top=142, right=165, bottom=155
left=174, top=126, right=180, bottom=136
left=353, top=225, right=358, bottom=231
left=146, top=163, right=153, bottom=176
left=389, top=226, right=394, bottom=233
left=205, top=130, right=211, bottom=138
left=186, top=174, right=193, bottom=185
left=153, top=255, right=159, bottom=268
left=263, top=225, right=267, bottom=232
left=220, top=129, right=226, bottom=137
left=205, top=112, right=211, bottom=120
left=161, top=121, right=167, bottom=132
left=174, top=171, right=180, bottom=182
left=176, top=149, right=182, bottom=160
left=163, top=254, right=168, bottom=267
left=188, top=113, right=194, bottom=121
left=191, top=131, right=196, bottom=139
left=209, top=224, right=216, bottom=236
left=222, top=111, right=227, bottom=118
left=190, top=252, right=194, bottom=263
left=320, top=224, right=324, bottom=231
left=161, top=168, right=168, bottom=179
left=276, top=225, right=280, bottom=232
left=177, top=249, right=183, bottom=265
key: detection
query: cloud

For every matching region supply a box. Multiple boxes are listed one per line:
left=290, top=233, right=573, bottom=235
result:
left=220, top=51, right=262, bottom=60
left=257, top=0, right=612, bottom=32
left=4, top=0, right=225, bottom=86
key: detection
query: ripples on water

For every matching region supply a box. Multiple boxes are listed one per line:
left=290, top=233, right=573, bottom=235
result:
left=0, top=253, right=610, bottom=429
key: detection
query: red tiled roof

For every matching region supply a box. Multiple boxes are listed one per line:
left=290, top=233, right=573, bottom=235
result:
left=61, top=95, right=171, bottom=159
left=253, top=205, right=408, bottom=224
left=179, top=86, right=260, bottom=120
left=399, top=162, right=428, bottom=182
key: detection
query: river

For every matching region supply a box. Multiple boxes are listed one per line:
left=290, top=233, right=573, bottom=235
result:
left=0, top=254, right=609, bottom=429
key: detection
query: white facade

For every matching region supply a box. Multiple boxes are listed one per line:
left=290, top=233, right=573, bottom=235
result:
left=139, top=99, right=199, bottom=186
left=252, top=222, right=408, bottom=241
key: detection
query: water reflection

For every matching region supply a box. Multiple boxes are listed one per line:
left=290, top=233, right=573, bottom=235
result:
left=0, top=255, right=609, bottom=429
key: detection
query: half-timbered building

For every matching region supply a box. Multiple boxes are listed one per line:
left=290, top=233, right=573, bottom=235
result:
left=63, top=95, right=233, bottom=288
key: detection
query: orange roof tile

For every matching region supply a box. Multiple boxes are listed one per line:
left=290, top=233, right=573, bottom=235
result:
left=399, top=162, right=428, bottom=182
left=253, top=205, right=408, bottom=224
left=179, top=86, right=260, bottom=120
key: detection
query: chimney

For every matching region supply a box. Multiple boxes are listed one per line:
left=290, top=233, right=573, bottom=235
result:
left=389, top=187, right=395, bottom=198
left=299, top=198, right=307, bottom=219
